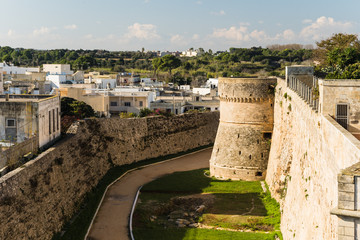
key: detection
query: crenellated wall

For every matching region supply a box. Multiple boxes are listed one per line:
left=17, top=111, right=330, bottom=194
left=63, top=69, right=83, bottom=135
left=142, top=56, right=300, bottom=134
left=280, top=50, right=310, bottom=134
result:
left=266, top=78, right=360, bottom=239
left=0, top=112, right=219, bottom=240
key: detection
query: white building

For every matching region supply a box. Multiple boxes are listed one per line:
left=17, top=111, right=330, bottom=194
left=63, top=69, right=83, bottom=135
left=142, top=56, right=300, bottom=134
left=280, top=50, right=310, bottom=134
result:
left=43, top=64, right=74, bottom=75
left=0, top=62, right=39, bottom=74
left=193, top=78, right=218, bottom=96
left=46, top=75, right=68, bottom=88
left=0, top=72, right=3, bottom=94
left=95, top=78, right=117, bottom=89
left=181, top=49, right=203, bottom=57
left=108, top=89, right=156, bottom=115
left=0, top=94, right=61, bottom=148
left=205, top=78, right=218, bottom=88
left=140, top=78, right=163, bottom=88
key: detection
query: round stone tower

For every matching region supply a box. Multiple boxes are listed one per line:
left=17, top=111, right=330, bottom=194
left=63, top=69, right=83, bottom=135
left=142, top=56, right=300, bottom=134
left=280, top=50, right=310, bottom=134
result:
left=210, top=77, right=276, bottom=181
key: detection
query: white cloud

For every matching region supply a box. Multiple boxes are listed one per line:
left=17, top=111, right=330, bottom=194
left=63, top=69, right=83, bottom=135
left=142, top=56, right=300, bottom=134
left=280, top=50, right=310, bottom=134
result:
left=192, top=34, right=200, bottom=40
left=126, top=23, right=160, bottom=40
left=170, top=34, right=184, bottom=43
left=300, top=16, right=353, bottom=41
left=275, top=29, right=296, bottom=41
left=64, top=24, right=77, bottom=30
left=210, top=10, right=226, bottom=16
left=239, top=22, right=250, bottom=26
left=212, top=26, right=251, bottom=41
left=144, top=0, right=150, bottom=3
left=249, top=30, right=268, bottom=41
left=195, top=1, right=202, bottom=5
left=302, top=19, right=312, bottom=24
left=258, top=20, right=264, bottom=24
left=33, top=27, right=51, bottom=36
left=84, top=34, right=93, bottom=39
left=7, top=29, right=15, bottom=37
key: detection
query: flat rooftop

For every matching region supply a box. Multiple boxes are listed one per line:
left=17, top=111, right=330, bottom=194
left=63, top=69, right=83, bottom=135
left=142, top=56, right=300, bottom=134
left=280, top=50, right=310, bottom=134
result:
left=0, top=94, right=57, bottom=102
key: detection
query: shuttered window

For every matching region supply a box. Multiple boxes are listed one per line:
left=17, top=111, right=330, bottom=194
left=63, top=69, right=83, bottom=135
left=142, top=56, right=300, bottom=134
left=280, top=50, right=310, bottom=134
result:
left=336, top=104, right=348, bottom=129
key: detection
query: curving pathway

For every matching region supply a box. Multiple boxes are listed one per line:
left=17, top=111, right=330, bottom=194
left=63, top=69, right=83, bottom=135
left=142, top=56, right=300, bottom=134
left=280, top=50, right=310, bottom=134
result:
left=86, top=147, right=212, bottom=240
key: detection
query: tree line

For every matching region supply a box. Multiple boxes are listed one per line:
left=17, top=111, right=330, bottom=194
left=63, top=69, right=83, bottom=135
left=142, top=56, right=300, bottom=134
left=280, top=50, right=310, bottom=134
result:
left=2, top=33, right=360, bottom=83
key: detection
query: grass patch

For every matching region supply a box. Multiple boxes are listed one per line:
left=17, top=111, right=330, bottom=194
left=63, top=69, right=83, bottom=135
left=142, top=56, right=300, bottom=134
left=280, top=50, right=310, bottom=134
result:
left=133, top=228, right=275, bottom=240
left=134, top=169, right=282, bottom=240
left=52, top=144, right=213, bottom=240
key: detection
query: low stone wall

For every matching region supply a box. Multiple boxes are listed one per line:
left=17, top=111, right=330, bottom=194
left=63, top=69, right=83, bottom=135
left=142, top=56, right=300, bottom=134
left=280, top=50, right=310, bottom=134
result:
left=0, top=112, right=219, bottom=239
left=266, top=79, right=360, bottom=239
left=0, top=136, right=39, bottom=169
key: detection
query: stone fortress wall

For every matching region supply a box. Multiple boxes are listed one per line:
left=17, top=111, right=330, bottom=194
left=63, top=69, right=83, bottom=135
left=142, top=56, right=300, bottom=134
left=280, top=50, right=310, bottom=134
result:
left=210, top=77, right=276, bottom=181
left=209, top=67, right=360, bottom=239
left=266, top=67, right=360, bottom=240
left=0, top=112, right=219, bottom=240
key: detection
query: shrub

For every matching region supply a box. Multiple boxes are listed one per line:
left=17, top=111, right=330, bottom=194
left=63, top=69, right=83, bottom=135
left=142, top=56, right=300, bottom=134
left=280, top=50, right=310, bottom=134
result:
left=139, top=108, right=154, bottom=117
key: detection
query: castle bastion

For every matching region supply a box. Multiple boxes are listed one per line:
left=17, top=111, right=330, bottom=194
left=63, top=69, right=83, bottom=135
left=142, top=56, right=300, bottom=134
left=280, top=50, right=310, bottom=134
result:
left=210, top=77, right=276, bottom=181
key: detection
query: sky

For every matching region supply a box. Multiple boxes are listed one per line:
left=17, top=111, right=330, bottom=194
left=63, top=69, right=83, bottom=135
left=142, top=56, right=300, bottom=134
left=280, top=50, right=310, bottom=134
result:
left=1, top=0, right=360, bottom=51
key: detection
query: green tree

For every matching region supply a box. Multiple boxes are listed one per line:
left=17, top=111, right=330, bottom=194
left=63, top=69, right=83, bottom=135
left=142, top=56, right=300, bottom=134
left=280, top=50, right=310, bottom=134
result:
left=315, top=33, right=360, bottom=66
left=61, top=97, right=95, bottom=118
left=315, top=33, right=360, bottom=78
left=159, top=55, right=181, bottom=81
left=152, top=57, right=162, bottom=77
left=2, top=54, right=12, bottom=63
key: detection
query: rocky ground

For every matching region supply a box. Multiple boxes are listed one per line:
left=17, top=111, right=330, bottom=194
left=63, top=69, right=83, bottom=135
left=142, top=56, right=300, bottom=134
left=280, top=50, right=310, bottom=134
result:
left=139, top=193, right=215, bottom=229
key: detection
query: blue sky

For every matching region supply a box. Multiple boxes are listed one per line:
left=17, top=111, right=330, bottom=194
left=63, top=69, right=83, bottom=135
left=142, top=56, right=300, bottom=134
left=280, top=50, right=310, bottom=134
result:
left=1, top=0, right=360, bottom=51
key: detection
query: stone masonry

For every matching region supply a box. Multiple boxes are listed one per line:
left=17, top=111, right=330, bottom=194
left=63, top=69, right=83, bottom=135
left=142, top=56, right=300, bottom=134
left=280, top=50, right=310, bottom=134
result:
left=209, top=77, right=276, bottom=181
left=0, top=112, right=219, bottom=240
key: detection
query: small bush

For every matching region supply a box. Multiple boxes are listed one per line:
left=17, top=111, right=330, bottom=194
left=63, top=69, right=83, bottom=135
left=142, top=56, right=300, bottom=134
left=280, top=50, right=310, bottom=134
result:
left=119, top=112, right=138, bottom=118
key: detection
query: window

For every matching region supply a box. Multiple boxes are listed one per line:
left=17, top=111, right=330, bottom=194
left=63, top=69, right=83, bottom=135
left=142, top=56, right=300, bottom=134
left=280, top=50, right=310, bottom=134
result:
left=49, top=111, right=51, bottom=134
left=6, top=118, right=16, bottom=127
left=139, top=101, right=143, bottom=107
left=263, top=132, right=272, bottom=139
left=53, top=109, right=55, bottom=133
left=124, top=102, right=131, bottom=107
left=336, top=104, right=348, bottom=129
left=110, top=101, right=118, bottom=106
left=57, top=108, right=59, bottom=131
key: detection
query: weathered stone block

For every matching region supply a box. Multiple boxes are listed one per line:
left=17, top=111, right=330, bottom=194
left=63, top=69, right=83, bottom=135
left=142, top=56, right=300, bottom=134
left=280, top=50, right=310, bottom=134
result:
left=338, top=175, right=354, bottom=184
left=344, top=226, right=355, bottom=237
left=339, top=183, right=355, bottom=193
left=339, top=217, right=355, bottom=228
left=339, top=192, right=355, bottom=201
left=339, top=200, right=355, bottom=210
left=339, top=235, right=355, bottom=240
left=338, top=226, right=345, bottom=235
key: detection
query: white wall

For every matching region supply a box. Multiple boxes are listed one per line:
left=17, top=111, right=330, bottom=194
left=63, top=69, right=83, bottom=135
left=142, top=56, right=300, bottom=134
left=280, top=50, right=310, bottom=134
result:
left=43, top=64, right=73, bottom=75
left=193, top=88, right=211, bottom=96
left=0, top=72, right=3, bottom=94
left=0, top=62, right=39, bottom=74
left=38, top=96, right=61, bottom=148
left=95, top=79, right=116, bottom=89
left=46, top=75, right=67, bottom=88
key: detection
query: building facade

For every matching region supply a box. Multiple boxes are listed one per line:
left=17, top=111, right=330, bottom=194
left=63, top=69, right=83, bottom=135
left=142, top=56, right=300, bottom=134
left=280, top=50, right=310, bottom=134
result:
left=0, top=94, right=61, bottom=149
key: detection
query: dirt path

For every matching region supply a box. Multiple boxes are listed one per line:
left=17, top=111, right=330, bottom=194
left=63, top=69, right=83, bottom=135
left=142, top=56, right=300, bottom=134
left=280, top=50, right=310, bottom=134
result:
left=86, top=148, right=212, bottom=240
